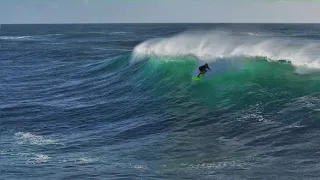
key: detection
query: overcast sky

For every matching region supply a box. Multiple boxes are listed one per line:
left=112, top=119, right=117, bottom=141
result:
left=1, top=0, right=320, bottom=24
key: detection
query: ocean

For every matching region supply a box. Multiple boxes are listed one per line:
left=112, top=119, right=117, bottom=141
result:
left=1, top=24, right=320, bottom=179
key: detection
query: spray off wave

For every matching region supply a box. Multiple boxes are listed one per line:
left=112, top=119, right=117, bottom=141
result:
left=132, top=30, right=320, bottom=73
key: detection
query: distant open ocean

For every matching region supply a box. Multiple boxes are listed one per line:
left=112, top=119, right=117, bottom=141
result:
left=1, top=24, right=320, bottom=179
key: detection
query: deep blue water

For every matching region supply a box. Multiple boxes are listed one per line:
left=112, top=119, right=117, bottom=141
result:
left=1, top=24, right=320, bottom=179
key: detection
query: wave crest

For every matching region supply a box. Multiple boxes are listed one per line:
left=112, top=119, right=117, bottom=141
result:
left=132, top=30, right=320, bottom=73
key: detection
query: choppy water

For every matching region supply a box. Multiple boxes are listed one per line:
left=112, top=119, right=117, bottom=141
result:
left=1, top=24, right=320, bottom=179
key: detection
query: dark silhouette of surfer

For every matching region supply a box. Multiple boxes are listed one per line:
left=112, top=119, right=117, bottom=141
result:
left=198, top=63, right=211, bottom=77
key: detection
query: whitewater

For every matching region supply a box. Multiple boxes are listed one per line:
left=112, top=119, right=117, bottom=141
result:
left=132, top=30, right=320, bottom=73
left=1, top=24, right=320, bottom=180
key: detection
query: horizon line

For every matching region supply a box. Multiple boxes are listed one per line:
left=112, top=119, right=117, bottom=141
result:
left=1, top=22, right=320, bottom=25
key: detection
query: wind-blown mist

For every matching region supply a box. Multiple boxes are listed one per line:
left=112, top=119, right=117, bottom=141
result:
left=133, top=30, right=320, bottom=73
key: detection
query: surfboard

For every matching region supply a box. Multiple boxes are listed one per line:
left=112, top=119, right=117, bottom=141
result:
left=192, top=74, right=203, bottom=81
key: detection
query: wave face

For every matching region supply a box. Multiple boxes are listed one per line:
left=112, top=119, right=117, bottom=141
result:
left=1, top=24, right=320, bottom=180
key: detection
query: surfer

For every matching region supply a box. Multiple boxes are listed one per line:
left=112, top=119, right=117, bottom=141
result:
left=198, top=63, right=211, bottom=77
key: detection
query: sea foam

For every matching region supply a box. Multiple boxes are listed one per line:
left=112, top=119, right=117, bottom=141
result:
left=132, top=30, right=320, bottom=73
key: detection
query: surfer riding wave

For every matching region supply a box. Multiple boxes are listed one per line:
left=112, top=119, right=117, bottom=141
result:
left=198, top=63, right=211, bottom=77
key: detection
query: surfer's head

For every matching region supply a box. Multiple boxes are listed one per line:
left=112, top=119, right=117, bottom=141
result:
left=205, top=63, right=208, bottom=67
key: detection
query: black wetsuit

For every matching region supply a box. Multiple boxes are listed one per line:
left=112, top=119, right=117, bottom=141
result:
left=198, top=64, right=210, bottom=77
left=199, top=65, right=208, bottom=72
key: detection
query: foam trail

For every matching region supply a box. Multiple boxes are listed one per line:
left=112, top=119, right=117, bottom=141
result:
left=0, top=36, right=33, bottom=40
left=132, top=30, right=320, bottom=73
left=14, top=132, right=61, bottom=146
left=0, top=34, right=62, bottom=41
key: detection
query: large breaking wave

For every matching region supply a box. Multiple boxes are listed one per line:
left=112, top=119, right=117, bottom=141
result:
left=132, top=30, right=320, bottom=73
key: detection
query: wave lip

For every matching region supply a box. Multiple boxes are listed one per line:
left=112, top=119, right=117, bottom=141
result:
left=132, top=30, right=320, bottom=72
